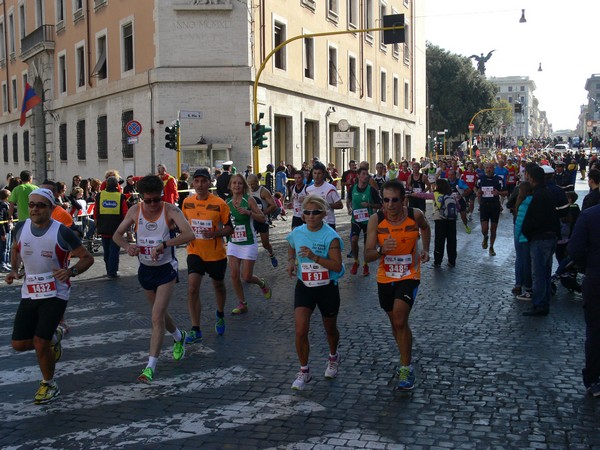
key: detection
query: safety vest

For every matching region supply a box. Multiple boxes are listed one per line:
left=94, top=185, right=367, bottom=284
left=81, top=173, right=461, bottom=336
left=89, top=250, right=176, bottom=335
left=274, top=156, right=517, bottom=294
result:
left=96, top=190, right=123, bottom=236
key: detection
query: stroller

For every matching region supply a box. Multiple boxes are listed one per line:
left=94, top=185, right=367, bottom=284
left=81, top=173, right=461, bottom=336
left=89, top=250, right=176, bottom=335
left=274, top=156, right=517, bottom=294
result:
left=551, top=199, right=582, bottom=295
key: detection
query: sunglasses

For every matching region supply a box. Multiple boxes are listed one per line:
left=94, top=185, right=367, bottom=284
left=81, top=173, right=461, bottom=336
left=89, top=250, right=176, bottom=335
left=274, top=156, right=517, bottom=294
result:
left=303, top=209, right=324, bottom=216
left=28, top=202, right=51, bottom=209
left=383, top=197, right=401, bottom=203
left=142, top=197, right=162, bottom=204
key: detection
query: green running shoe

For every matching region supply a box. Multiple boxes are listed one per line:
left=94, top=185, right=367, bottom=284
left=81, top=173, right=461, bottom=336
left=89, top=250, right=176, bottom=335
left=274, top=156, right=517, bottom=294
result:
left=34, top=381, right=60, bottom=404
left=137, top=367, right=154, bottom=384
left=173, top=331, right=187, bottom=361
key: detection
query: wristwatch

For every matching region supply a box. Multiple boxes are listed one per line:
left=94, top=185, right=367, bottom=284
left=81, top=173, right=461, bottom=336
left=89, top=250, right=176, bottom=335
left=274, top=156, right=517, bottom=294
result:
left=69, top=267, right=79, bottom=277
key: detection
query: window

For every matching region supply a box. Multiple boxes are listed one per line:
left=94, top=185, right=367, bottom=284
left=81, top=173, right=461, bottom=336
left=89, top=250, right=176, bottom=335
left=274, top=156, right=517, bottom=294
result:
left=328, top=46, right=337, bottom=87
left=11, top=78, right=17, bottom=109
left=404, top=81, right=409, bottom=109
left=380, top=70, right=387, bottom=103
left=300, top=0, right=316, bottom=12
left=122, top=22, right=134, bottom=72
left=392, top=7, right=400, bottom=57
left=403, top=20, right=410, bottom=64
left=76, top=45, right=85, bottom=87
left=393, top=76, right=399, bottom=106
left=76, top=119, right=86, bottom=160
left=12, top=133, right=17, bottom=163
left=58, top=54, right=66, bottom=93
left=74, top=0, right=83, bottom=12
left=59, top=123, right=67, bottom=161
left=18, top=4, right=25, bottom=41
left=348, top=0, right=358, bottom=28
left=304, top=37, right=314, bottom=79
left=365, top=0, right=374, bottom=38
left=2, top=83, right=7, bottom=112
left=520, top=86, right=525, bottom=91
left=520, top=96, right=525, bottom=103
left=379, top=2, right=386, bottom=48
left=2, top=135, right=7, bottom=162
left=349, top=56, right=357, bottom=93
left=93, top=35, right=107, bottom=80
left=273, top=21, right=286, bottom=70
left=366, top=64, right=373, bottom=98
left=508, top=86, right=513, bottom=92
left=23, top=130, right=29, bottom=161
left=508, top=96, right=513, bottom=103
left=35, top=0, right=44, bottom=28
left=56, top=0, right=65, bottom=23
left=97, top=115, right=107, bottom=159
left=8, top=13, right=15, bottom=56
left=327, top=0, right=338, bottom=22
left=0, top=22, right=5, bottom=62
left=121, top=110, right=133, bottom=158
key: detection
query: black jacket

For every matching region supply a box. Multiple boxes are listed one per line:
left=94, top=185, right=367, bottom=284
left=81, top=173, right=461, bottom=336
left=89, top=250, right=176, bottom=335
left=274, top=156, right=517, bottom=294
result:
left=522, top=183, right=560, bottom=241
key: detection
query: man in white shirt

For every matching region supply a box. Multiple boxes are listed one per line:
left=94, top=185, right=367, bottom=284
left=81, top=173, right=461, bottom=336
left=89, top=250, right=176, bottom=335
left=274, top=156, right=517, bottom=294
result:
left=306, top=163, right=343, bottom=229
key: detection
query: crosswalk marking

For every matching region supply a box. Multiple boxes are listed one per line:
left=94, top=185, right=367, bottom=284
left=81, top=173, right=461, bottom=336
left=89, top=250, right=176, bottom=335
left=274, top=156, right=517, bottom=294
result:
left=0, top=365, right=260, bottom=423
left=6, top=395, right=325, bottom=450
left=0, top=345, right=214, bottom=387
left=264, top=428, right=405, bottom=450
left=0, top=299, right=117, bottom=322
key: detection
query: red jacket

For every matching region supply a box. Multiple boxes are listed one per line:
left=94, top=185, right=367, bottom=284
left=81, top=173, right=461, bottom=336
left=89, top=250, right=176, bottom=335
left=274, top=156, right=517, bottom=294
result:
left=160, top=173, right=179, bottom=204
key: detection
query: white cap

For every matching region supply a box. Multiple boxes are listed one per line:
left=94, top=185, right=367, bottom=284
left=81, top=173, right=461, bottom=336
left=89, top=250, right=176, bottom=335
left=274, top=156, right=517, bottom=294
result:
left=29, top=188, right=56, bottom=205
left=222, top=161, right=233, bottom=167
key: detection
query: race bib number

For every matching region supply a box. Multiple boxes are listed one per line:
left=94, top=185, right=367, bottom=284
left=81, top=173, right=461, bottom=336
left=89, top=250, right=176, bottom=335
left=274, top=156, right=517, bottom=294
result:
left=412, top=187, right=422, bottom=194
left=137, top=237, right=158, bottom=261
left=353, top=208, right=369, bottom=222
left=231, top=225, right=248, bottom=243
left=465, top=174, right=475, bottom=183
left=481, top=186, right=494, bottom=198
left=383, top=254, right=412, bottom=279
left=191, top=219, right=212, bottom=240
left=294, top=205, right=302, bottom=215
left=26, top=272, right=57, bottom=299
left=300, top=262, right=330, bottom=287
left=428, top=174, right=436, bottom=183
left=508, top=174, right=516, bottom=183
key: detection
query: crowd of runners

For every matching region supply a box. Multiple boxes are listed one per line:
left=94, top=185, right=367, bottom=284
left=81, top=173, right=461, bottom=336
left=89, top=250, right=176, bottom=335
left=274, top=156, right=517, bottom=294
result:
left=3, top=143, right=600, bottom=404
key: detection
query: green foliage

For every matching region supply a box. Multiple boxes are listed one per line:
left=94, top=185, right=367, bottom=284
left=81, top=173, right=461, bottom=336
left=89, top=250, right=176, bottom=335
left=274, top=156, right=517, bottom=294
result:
left=426, top=43, right=500, bottom=138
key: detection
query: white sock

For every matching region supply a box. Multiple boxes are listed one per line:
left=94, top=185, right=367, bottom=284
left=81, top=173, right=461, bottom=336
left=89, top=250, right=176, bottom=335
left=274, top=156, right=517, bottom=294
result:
left=171, top=328, right=182, bottom=342
left=147, top=356, right=158, bottom=370
left=300, top=365, right=309, bottom=372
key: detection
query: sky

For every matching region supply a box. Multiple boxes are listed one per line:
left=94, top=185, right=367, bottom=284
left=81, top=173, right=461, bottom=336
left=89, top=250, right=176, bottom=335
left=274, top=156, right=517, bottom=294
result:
left=423, top=0, right=599, bottom=132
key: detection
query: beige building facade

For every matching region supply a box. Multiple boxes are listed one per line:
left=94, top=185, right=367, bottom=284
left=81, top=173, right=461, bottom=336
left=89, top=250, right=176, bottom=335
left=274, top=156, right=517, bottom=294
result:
left=0, top=0, right=425, bottom=182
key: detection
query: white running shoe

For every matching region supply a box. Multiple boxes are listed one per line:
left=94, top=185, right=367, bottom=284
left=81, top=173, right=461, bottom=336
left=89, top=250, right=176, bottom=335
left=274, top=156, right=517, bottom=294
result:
left=291, top=370, right=312, bottom=390
left=324, top=353, right=341, bottom=379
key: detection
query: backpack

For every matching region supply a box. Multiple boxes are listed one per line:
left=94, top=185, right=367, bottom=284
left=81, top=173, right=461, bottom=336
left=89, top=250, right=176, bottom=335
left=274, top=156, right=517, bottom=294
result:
left=439, top=194, right=458, bottom=220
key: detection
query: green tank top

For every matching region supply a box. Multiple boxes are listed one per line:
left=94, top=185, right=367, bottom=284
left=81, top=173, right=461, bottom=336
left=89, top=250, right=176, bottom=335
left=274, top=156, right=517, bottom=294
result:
left=226, top=194, right=255, bottom=245
left=350, top=183, right=373, bottom=224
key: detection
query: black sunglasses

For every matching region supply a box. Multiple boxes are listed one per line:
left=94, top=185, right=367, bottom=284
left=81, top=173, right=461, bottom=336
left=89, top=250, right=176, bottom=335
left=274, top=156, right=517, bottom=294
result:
left=382, top=197, right=401, bottom=203
left=143, top=197, right=162, bottom=204
left=28, top=202, right=51, bottom=209
left=303, top=209, right=324, bottom=216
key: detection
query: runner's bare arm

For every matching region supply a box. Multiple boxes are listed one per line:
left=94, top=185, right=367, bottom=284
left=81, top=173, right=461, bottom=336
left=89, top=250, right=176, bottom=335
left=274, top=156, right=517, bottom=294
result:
left=364, top=213, right=381, bottom=263
left=287, top=244, right=297, bottom=278
left=414, top=209, right=431, bottom=262
left=54, top=244, right=94, bottom=282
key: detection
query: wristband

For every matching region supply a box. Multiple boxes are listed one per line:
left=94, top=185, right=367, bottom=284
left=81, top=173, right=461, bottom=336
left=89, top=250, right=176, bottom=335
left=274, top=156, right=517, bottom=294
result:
left=162, top=241, right=168, bottom=249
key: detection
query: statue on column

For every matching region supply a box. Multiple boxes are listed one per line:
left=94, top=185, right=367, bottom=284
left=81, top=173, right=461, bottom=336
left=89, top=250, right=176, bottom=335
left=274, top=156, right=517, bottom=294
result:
left=469, top=50, right=495, bottom=76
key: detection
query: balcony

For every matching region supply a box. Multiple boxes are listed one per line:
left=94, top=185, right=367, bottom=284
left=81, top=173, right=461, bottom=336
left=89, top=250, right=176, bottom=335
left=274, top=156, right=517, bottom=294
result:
left=20, top=25, right=55, bottom=61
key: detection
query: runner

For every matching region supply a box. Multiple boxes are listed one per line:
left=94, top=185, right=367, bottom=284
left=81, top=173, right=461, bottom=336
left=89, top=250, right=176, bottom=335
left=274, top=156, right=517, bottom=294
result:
left=364, top=180, right=431, bottom=390
left=112, top=175, right=195, bottom=384
left=306, top=163, right=343, bottom=230
left=7, top=188, right=94, bottom=404
left=246, top=174, right=278, bottom=267
left=286, top=194, right=344, bottom=390
left=347, top=167, right=381, bottom=276
left=182, top=168, right=233, bottom=342
left=288, top=170, right=309, bottom=229
left=406, top=162, right=430, bottom=213
left=226, top=174, right=272, bottom=315
left=493, top=159, right=509, bottom=206
left=447, top=170, right=472, bottom=234
left=475, top=162, right=507, bottom=257
left=460, top=161, right=479, bottom=221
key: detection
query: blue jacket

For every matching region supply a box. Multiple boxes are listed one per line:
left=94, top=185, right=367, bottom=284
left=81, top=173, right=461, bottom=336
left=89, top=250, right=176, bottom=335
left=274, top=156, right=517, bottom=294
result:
left=514, top=195, right=532, bottom=243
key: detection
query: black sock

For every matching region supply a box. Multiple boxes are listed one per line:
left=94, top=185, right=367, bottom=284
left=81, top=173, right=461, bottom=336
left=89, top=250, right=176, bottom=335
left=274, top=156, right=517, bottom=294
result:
left=192, top=326, right=200, bottom=332
left=216, top=310, right=224, bottom=319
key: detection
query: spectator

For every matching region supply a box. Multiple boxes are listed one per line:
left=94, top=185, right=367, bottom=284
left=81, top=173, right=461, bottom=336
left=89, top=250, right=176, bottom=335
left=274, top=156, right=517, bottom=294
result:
left=156, top=164, right=179, bottom=204
left=8, top=170, right=38, bottom=222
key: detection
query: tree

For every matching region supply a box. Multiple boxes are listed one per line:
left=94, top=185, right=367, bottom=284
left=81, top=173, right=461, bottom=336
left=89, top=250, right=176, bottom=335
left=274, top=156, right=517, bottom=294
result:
left=427, top=43, right=499, bottom=139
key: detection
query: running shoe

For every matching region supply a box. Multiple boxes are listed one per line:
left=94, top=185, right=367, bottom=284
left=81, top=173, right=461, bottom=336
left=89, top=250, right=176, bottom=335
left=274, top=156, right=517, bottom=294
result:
left=489, top=247, right=496, bottom=257
left=363, top=264, right=370, bottom=276
left=173, top=331, right=187, bottom=361
left=185, top=329, right=202, bottom=344
left=516, top=291, right=533, bottom=301
left=52, top=327, right=64, bottom=362
left=232, top=302, right=249, bottom=315
left=463, top=223, right=472, bottom=234
left=482, top=236, right=489, bottom=249
left=350, top=261, right=359, bottom=275
left=291, top=369, right=312, bottom=390
left=59, top=320, right=69, bottom=335
left=137, top=367, right=154, bottom=384
left=396, top=366, right=416, bottom=390
left=270, top=254, right=278, bottom=267
left=215, top=313, right=225, bottom=336
left=34, top=380, right=60, bottom=404
left=260, top=278, right=272, bottom=299
left=512, top=286, right=522, bottom=296
left=324, top=353, right=341, bottom=379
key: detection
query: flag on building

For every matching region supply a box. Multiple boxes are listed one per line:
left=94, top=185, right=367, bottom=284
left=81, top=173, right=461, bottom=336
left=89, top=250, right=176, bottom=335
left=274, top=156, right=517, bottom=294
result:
left=19, top=83, right=42, bottom=127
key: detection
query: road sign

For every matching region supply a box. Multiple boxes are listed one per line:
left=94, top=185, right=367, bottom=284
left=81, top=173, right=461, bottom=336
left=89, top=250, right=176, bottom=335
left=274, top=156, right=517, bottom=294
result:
left=180, top=110, right=203, bottom=120
left=125, top=120, right=142, bottom=137
left=468, top=124, right=475, bottom=130
left=333, top=132, right=355, bottom=148
left=127, top=137, right=138, bottom=144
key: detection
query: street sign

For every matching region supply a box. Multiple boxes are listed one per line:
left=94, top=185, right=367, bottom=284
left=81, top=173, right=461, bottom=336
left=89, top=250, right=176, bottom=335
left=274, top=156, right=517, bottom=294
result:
left=333, top=131, right=355, bottom=148
left=125, top=120, right=142, bottom=137
left=180, top=110, right=203, bottom=120
left=127, top=137, right=138, bottom=144
left=468, top=124, right=475, bottom=130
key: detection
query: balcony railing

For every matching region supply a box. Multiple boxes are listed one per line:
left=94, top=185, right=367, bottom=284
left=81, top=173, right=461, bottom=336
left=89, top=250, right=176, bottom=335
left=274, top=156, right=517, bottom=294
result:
left=20, top=25, right=55, bottom=60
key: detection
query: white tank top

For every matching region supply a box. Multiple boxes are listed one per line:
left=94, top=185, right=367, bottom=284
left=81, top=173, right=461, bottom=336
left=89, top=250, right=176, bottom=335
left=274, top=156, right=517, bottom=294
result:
left=135, top=203, right=177, bottom=269
left=19, top=220, right=71, bottom=301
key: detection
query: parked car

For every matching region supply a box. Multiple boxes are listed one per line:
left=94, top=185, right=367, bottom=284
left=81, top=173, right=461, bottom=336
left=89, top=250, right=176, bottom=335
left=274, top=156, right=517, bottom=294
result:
left=554, top=143, right=570, bottom=152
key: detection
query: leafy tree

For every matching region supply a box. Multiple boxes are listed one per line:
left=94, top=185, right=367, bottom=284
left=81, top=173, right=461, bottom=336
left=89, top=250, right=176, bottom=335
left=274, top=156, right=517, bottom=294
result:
left=427, top=43, right=500, bottom=139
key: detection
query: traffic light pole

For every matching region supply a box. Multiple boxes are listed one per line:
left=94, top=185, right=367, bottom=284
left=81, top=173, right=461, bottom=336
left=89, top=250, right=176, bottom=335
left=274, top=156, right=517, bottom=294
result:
left=468, top=107, right=510, bottom=158
left=252, top=24, right=404, bottom=174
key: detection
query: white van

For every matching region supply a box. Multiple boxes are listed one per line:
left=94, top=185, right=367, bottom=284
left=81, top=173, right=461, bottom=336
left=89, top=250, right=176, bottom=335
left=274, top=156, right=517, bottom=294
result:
left=554, top=143, right=570, bottom=152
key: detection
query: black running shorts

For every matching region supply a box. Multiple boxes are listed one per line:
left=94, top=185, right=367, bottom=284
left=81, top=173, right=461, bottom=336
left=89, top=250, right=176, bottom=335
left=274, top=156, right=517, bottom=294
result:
left=12, top=297, right=68, bottom=342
